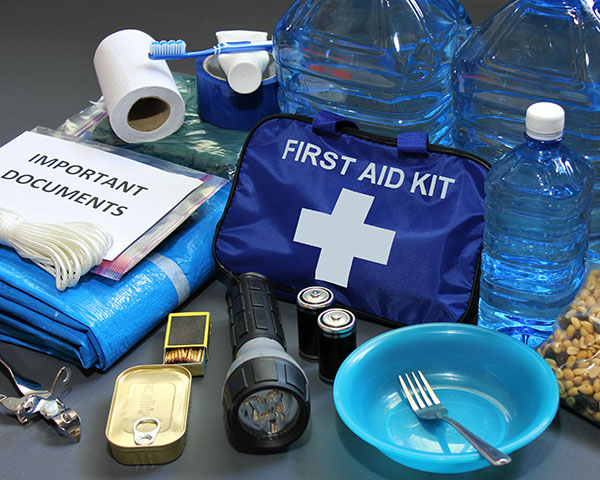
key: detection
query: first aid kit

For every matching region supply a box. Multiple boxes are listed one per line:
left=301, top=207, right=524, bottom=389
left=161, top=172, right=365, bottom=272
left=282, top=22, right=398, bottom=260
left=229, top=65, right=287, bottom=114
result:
left=214, top=111, right=490, bottom=326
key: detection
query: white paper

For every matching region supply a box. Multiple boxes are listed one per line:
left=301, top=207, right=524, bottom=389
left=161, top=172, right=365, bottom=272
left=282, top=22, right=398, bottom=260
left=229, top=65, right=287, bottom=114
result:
left=0, top=132, right=202, bottom=261
left=93, top=29, right=185, bottom=143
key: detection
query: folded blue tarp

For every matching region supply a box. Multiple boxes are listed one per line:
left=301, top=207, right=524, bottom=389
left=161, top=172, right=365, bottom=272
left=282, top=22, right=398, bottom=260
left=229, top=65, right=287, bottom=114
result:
left=0, top=186, right=229, bottom=371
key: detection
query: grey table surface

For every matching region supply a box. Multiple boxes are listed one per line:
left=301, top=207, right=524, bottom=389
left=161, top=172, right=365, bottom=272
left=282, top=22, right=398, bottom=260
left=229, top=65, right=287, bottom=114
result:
left=1, top=1, right=599, bottom=479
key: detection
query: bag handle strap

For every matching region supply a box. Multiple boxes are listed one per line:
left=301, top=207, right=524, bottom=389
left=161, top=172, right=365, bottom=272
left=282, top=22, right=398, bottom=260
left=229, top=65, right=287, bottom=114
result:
left=397, top=132, right=429, bottom=155
left=312, top=111, right=429, bottom=156
left=312, top=111, right=358, bottom=137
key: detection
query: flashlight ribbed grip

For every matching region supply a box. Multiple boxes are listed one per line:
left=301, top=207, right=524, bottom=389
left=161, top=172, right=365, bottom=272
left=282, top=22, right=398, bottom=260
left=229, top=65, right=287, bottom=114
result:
left=226, top=272, right=286, bottom=354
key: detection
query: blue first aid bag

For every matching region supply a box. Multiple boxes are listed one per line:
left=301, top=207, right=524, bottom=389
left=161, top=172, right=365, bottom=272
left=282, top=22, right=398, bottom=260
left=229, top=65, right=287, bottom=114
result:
left=214, top=112, right=490, bottom=326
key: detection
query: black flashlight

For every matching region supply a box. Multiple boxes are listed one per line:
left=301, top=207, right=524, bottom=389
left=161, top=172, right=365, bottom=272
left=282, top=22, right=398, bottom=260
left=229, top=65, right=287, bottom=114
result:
left=222, top=272, right=310, bottom=453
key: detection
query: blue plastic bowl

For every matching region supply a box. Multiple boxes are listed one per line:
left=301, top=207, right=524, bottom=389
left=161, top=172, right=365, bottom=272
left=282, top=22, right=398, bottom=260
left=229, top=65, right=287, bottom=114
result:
left=333, top=323, right=558, bottom=473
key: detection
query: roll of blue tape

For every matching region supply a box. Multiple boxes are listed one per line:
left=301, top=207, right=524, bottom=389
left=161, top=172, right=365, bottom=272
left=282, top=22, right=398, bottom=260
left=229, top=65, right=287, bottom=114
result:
left=195, top=54, right=280, bottom=131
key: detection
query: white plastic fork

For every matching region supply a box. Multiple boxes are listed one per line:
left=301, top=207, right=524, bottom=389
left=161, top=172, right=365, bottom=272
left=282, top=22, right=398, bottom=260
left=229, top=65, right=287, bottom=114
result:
left=398, top=371, right=511, bottom=466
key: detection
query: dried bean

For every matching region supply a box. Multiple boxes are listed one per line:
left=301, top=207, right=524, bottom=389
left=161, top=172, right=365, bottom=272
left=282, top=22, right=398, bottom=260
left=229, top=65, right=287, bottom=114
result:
left=582, top=321, right=595, bottom=335
left=580, top=383, right=594, bottom=396
left=577, top=358, right=592, bottom=368
left=565, top=379, right=575, bottom=390
left=567, top=346, right=579, bottom=356
left=585, top=296, right=597, bottom=308
left=583, top=334, right=596, bottom=346
left=538, top=269, right=600, bottom=425
left=577, top=350, right=590, bottom=360
left=568, top=386, right=579, bottom=396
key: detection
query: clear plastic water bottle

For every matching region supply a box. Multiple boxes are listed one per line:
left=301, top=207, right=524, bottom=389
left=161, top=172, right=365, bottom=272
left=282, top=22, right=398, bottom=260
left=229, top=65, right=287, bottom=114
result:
left=478, top=102, right=593, bottom=348
left=451, top=0, right=600, bottom=246
left=273, top=0, right=472, bottom=143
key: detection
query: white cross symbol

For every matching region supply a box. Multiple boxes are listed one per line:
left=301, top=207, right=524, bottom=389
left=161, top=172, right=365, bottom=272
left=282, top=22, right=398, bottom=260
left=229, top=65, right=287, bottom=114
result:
left=293, top=188, right=396, bottom=288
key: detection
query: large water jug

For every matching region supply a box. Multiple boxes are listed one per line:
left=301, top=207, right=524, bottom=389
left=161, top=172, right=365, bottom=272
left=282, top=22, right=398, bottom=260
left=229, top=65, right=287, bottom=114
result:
left=273, top=0, right=472, bottom=143
left=451, top=0, right=600, bottom=245
left=478, top=102, right=593, bottom=348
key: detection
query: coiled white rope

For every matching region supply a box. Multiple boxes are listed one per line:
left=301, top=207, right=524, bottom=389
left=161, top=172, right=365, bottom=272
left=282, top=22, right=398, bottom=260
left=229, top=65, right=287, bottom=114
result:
left=0, top=208, right=113, bottom=291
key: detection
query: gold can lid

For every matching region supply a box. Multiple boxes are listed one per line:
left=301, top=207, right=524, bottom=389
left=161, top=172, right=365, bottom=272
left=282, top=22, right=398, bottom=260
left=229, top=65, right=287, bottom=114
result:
left=105, top=364, right=191, bottom=465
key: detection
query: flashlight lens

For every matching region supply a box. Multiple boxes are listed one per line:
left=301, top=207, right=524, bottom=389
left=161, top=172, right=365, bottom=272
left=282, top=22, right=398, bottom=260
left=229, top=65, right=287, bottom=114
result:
left=238, top=388, right=300, bottom=438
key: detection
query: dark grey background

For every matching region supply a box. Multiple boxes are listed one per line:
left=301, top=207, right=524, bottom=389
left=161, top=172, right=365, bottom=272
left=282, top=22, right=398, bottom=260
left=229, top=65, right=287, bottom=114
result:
left=1, top=1, right=599, bottom=479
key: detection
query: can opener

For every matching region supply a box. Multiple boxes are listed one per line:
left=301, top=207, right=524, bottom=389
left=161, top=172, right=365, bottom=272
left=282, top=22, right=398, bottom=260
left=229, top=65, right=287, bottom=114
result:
left=0, top=353, right=81, bottom=441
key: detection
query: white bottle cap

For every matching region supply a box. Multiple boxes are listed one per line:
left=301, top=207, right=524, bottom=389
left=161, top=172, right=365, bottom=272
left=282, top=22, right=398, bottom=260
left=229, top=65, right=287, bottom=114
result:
left=525, top=102, right=565, bottom=141
left=216, top=30, right=269, bottom=95
left=224, top=55, right=265, bottom=94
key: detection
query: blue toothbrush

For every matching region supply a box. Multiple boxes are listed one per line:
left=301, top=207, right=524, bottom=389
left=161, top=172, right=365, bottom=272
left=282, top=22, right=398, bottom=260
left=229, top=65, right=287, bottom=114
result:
left=148, top=39, right=273, bottom=60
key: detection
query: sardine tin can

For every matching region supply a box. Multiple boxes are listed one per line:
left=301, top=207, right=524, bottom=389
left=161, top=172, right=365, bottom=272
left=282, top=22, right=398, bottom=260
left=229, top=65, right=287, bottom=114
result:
left=105, top=364, right=192, bottom=465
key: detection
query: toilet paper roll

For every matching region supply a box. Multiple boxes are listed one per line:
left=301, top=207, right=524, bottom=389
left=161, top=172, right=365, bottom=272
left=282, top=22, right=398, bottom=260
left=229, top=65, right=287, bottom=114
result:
left=93, top=29, right=185, bottom=143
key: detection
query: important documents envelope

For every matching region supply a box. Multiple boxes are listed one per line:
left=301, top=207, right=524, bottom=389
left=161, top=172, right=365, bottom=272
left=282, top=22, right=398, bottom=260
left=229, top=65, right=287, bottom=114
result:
left=0, top=130, right=203, bottom=261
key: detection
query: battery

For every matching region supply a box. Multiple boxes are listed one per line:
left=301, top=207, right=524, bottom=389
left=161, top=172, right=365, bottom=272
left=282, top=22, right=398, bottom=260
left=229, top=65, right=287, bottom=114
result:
left=317, top=308, right=356, bottom=383
left=296, top=286, right=334, bottom=360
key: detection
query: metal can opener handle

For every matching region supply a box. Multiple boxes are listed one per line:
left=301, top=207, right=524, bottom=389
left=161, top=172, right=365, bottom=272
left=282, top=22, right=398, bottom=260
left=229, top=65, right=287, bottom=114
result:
left=0, top=354, right=81, bottom=441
